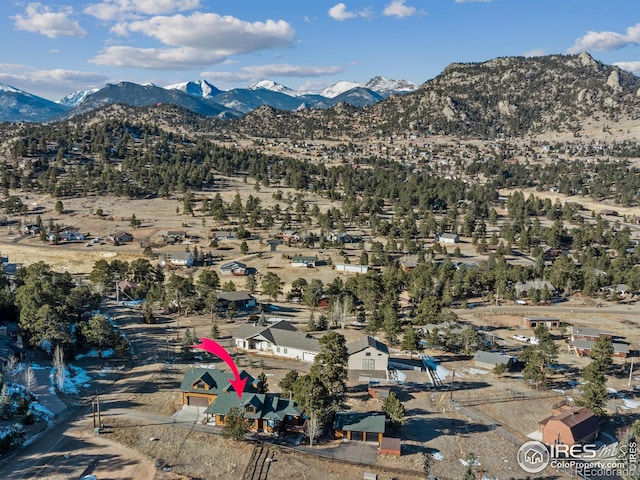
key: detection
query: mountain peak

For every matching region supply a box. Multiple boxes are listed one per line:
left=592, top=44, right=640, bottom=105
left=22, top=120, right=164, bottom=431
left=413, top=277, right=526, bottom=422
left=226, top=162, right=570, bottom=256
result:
left=248, top=80, right=297, bottom=97
left=165, top=80, right=222, bottom=99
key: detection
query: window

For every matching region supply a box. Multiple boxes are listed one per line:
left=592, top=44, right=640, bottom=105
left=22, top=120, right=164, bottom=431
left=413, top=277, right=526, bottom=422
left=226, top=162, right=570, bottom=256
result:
left=362, top=359, right=375, bottom=370
left=276, top=347, right=280, bottom=353
left=365, top=352, right=371, bottom=357
left=283, top=348, right=288, bottom=354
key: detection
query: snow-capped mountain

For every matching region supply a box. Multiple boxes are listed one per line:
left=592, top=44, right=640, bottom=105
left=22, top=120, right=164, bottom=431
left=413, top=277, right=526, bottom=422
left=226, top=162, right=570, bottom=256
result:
left=248, top=80, right=299, bottom=97
left=0, top=82, right=69, bottom=122
left=363, top=76, right=418, bottom=96
left=319, top=81, right=363, bottom=98
left=164, top=80, right=222, bottom=99
left=58, top=88, right=100, bottom=108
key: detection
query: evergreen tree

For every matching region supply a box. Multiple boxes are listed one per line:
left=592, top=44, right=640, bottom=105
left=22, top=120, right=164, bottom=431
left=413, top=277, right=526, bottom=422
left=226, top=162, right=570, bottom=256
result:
left=256, top=371, right=269, bottom=394
left=401, top=326, right=420, bottom=358
left=222, top=406, right=248, bottom=441
left=310, top=331, right=348, bottom=407
left=382, top=392, right=405, bottom=426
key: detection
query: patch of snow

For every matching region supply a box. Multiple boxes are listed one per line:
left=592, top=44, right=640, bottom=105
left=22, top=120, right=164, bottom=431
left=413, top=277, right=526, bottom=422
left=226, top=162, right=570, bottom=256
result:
left=30, top=401, right=54, bottom=419
left=607, top=387, right=618, bottom=394
left=76, top=349, right=114, bottom=359
left=467, top=368, right=489, bottom=375
left=57, top=365, right=92, bottom=395
left=621, top=398, right=640, bottom=409
left=432, top=451, right=444, bottom=460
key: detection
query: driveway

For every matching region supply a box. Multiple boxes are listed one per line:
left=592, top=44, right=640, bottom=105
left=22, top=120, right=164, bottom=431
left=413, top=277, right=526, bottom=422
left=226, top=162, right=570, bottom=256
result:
left=27, top=366, right=67, bottom=416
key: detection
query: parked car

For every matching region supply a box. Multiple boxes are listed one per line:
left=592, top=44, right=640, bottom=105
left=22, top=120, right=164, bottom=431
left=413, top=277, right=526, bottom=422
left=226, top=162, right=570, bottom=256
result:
left=513, top=334, right=528, bottom=342
left=529, top=337, right=540, bottom=345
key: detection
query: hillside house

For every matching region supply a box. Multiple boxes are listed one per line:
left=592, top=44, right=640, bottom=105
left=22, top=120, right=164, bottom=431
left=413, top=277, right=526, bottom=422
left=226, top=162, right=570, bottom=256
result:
left=333, top=412, right=386, bottom=445
left=48, top=231, right=85, bottom=242
left=279, top=230, right=300, bottom=243
left=539, top=405, right=600, bottom=446
left=347, top=336, right=390, bottom=372
left=515, top=279, right=555, bottom=298
left=234, top=320, right=320, bottom=362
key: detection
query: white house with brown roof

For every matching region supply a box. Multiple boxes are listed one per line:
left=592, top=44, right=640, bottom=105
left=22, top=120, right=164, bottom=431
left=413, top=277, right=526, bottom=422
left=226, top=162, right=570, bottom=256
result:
left=233, top=320, right=320, bottom=362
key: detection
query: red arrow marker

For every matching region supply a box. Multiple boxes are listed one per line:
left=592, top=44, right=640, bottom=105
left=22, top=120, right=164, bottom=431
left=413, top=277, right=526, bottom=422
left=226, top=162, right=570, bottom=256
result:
left=192, top=337, right=247, bottom=399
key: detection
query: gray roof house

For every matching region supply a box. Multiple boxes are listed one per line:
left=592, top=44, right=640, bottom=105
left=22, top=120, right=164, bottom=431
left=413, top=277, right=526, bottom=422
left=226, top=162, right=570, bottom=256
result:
left=347, top=336, right=390, bottom=372
left=473, top=350, right=514, bottom=371
left=234, top=320, right=320, bottom=362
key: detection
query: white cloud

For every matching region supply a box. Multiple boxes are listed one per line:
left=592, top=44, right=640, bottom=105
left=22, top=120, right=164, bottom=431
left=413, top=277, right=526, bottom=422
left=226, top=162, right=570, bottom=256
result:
left=328, top=3, right=371, bottom=21
left=93, top=13, right=295, bottom=69
left=614, top=61, right=640, bottom=75
left=568, top=23, right=640, bottom=53
left=84, top=0, right=201, bottom=21
left=383, top=1, right=417, bottom=18
left=523, top=49, right=546, bottom=58
left=13, top=3, right=87, bottom=38
left=201, top=64, right=344, bottom=84
left=0, top=66, right=107, bottom=99
left=91, top=46, right=228, bottom=69
left=242, top=64, right=344, bottom=78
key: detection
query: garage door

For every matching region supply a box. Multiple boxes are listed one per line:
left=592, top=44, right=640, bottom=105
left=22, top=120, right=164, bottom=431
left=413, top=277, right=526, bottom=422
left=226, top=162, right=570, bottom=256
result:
left=187, top=395, right=209, bottom=407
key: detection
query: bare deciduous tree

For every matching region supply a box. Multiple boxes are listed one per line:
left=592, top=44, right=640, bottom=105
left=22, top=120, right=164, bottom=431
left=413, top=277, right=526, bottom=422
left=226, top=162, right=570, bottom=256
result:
left=305, top=411, right=323, bottom=447
left=53, top=345, right=66, bottom=390
left=23, top=365, right=36, bottom=393
left=7, top=355, right=19, bottom=384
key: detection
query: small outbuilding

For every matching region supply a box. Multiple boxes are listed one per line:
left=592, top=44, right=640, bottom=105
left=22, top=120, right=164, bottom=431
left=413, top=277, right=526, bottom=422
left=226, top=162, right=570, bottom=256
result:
left=334, top=412, right=386, bottom=445
left=539, top=405, right=600, bottom=446
left=472, top=350, right=514, bottom=371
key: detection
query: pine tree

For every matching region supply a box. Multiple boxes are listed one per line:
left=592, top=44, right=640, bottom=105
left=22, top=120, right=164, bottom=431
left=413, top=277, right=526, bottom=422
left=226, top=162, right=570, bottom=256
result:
left=382, top=392, right=405, bottom=426
left=256, top=371, right=269, bottom=394
left=222, top=406, right=248, bottom=441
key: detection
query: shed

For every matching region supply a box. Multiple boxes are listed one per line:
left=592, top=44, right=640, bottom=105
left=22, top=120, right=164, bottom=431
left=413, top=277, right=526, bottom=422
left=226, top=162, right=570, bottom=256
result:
left=539, top=405, right=600, bottom=446
left=523, top=316, right=560, bottom=329
left=379, top=437, right=401, bottom=456
left=333, top=412, right=386, bottom=445
left=472, top=350, right=514, bottom=371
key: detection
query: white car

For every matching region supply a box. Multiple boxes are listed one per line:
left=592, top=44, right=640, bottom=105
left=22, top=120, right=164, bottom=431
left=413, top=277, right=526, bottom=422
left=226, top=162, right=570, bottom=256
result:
left=529, top=337, right=540, bottom=345
left=513, top=334, right=528, bottom=342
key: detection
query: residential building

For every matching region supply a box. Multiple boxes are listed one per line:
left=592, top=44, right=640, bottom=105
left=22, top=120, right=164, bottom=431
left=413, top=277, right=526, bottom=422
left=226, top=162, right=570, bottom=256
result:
left=180, top=367, right=256, bottom=407
left=234, top=320, right=320, bottom=362
left=212, top=231, right=236, bottom=241
left=569, top=339, right=629, bottom=358
left=206, top=392, right=302, bottom=434
left=539, top=405, right=600, bottom=446
left=523, top=316, right=560, bottom=329
left=162, top=252, right=194, bottom=267
left=472, top=350, right=514, bottom=371
left=220, top=261, right=247, bottom=275
left=109, top=231, right=133, bottom=244
left=291, top=255, right=316, bottom=268
left=347, top=336, right=390, bottom=372
left=436, top=233, right=459, bottom=244
left=218, top=291, right=257, bottom=311
left=333, top=412, right=386, bottom=445
left=335, top=263, right=368, bottom=274
left=569, top=327, right=613, bottom=342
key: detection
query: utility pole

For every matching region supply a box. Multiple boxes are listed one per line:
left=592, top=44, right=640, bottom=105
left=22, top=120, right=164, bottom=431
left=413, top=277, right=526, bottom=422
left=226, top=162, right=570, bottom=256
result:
left=629, top=358, right=635, bottom=387
left=450, top=370, right=455, bottom=401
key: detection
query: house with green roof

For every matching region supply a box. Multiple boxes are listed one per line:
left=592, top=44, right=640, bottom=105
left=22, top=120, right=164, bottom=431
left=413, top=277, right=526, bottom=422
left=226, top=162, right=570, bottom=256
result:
left=180, top=367, right=256, bottom=408
left=206, top=391, right=303, bottom=434
left=333, top=412, right=386, bottom=445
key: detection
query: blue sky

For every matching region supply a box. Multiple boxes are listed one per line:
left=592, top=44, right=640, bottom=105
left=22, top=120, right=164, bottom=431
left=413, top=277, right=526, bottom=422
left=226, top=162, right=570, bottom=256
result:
left=1, top=0, right=640, bottom=101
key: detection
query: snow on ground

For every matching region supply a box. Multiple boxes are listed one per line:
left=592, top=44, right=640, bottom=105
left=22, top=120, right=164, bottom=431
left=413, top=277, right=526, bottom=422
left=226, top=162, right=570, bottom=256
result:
left=607, top=387, right=618, bottom=394
left=621, top=398, right=640, bottom=409
left=51, top=365, right=93, bottom=395
left=76, top=349, right=114, bottom=359
left=466, top=368, right=490, bottom=375
left=432, top=451, right=444, bottom=461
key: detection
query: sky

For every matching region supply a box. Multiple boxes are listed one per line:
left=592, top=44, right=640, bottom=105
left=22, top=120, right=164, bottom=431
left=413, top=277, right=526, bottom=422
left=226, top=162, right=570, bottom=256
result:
left=1, top=0, right=640, bottom=101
